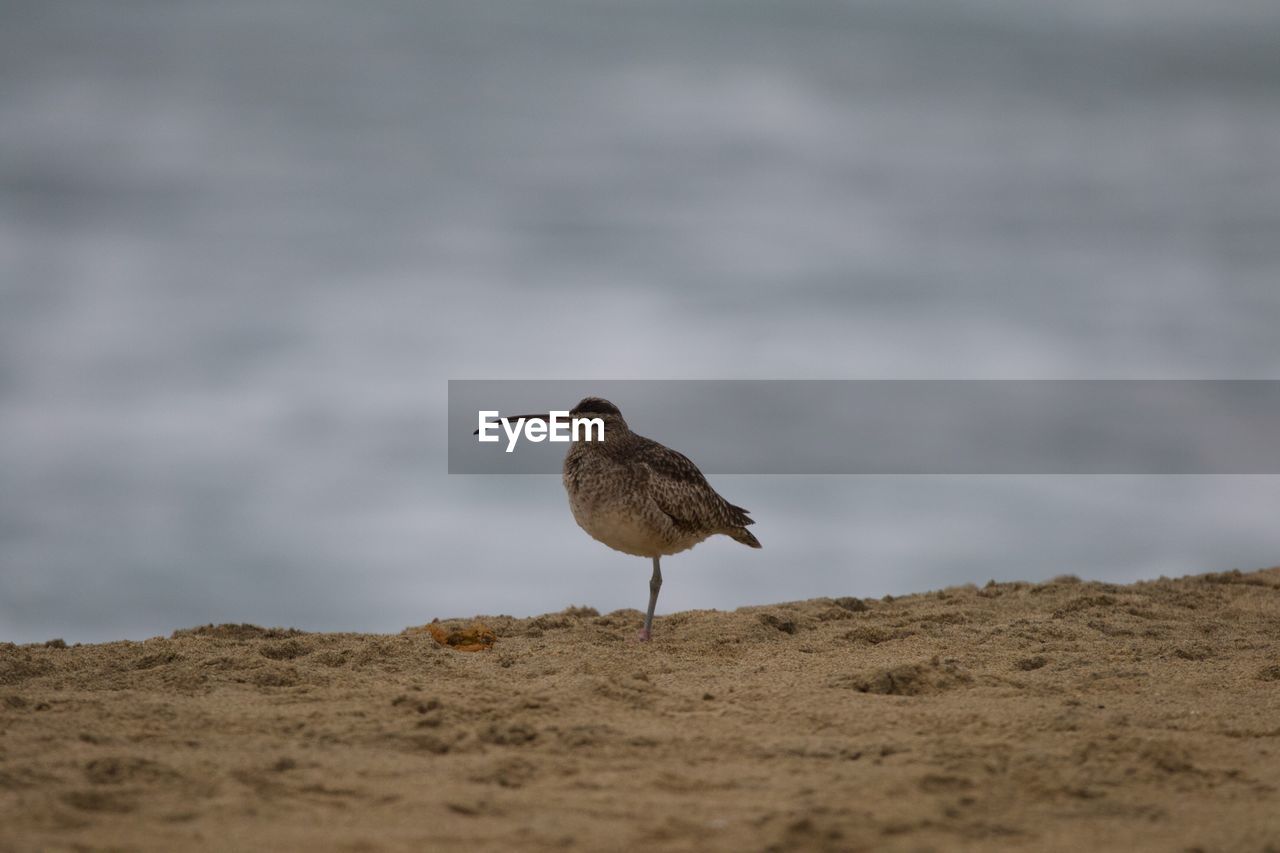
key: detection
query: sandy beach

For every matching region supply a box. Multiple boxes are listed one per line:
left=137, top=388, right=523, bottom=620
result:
left=2, top=567, right=1278, bottom=852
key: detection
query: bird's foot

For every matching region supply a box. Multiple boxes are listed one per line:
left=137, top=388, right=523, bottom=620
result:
left=633, top=628, right=652, bottom=643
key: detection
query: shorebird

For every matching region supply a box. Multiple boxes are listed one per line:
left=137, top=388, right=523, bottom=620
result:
left=478, top=397, right=760, bottom=641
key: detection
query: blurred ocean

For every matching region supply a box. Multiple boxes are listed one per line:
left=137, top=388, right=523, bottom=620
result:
left=2, top=0, right=1279, bottom=643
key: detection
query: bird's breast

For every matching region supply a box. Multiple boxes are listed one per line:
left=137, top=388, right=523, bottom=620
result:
left=562, top=446, right=708, bottom=558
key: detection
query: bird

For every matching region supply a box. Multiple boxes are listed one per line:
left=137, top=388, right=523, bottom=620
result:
left=478, top=397, right=760, bottom=642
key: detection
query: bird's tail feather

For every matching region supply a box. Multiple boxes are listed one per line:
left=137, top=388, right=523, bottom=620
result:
left=727, top=527, right=762, bottom=549
left=727, top=504, right=755, bottom=527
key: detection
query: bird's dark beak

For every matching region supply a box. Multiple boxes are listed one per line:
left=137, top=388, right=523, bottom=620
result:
left=473, top=413, right=552, bottom=435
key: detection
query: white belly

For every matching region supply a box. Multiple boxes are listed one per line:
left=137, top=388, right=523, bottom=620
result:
left=570, top=501, right=708, bottom=558
left=574, top=505, right=665, bottom=557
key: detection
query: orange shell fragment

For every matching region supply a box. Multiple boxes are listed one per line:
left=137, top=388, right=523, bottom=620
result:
left=423, top=622, right=496, bottom=652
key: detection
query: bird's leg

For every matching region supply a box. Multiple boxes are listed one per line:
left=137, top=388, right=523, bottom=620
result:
left=638, top=556, right=662, bottom=642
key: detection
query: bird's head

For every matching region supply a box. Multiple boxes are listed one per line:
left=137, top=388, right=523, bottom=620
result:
left=568, top=396, right=628, bottom=436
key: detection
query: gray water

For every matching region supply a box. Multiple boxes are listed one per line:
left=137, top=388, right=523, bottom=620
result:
left=3, top=0, right=1279, bottom=643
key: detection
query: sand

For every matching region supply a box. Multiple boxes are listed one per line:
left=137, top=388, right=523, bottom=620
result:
left=3, top=567, right=1279, bottom=852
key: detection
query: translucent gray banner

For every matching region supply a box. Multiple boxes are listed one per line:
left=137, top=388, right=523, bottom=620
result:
left=447, top=380, right=1280, bottom=474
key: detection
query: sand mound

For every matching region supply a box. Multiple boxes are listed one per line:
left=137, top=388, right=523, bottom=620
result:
left=2, top=568, right=1279, bottom=851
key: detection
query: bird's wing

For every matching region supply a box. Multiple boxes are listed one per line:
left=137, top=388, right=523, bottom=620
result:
left=630, top=437, right=753, bottom=530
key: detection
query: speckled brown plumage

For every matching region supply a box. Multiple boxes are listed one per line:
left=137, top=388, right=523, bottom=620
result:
left=563, top=416, right=758, bottom=556
left=559, top=397, right=760, bottom=641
